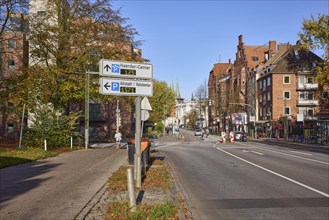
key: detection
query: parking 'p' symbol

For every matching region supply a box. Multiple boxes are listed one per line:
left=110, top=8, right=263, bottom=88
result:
left=111, top=82, right=120, bottom=91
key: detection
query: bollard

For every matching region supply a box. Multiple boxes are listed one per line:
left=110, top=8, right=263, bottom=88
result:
left=44, top=140, right=47, bottom=151
left=230, top=131, right=234, bottom=143
left=127, top=167, right=136, bottom=212
left=222, top=132, right=226, bottom=144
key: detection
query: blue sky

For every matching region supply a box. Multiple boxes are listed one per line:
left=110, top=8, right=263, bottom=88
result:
left=112, top=0, right=328, bottom=100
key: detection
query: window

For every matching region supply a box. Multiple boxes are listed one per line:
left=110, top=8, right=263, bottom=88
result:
left=284, top=107, right=290, bottom=115
left=283, top=75, right=290, bottom=84
left=37, top=11, right=46, bottom=16
left=8, top=39, right=15, bottom=48
left=263, top=79, right=266, bottom=90
left=267, top=77, right=271, bottom=86
left=259, top=94, right=262, bottom=103
left=90, top=103, right=100, bottom=119
left=259, top=81, right=262, bottom=89
left=299, top=92, right=305, bottom=100
left=307, top=92, right=314, bottom=100
left=263, top=94, right=266, bottom=104
left=294, top=50, right=300, bottom=59
left=300, top=91, right=315, bottom=100
left=323, top=91, right=329, bottom=99
left=299, top=75, right=305, bottom=84
left=307, top=108, right=314, bottom=116
left=7, top=124, right=14, bottom=133
left=252, top=56, right=259, bottom=61
left=263, top=108, right=266, bottom=117
left=267, top=92, right=271, bottom=101
left=260, top=108, right=263, bottom=117
left=306, top=77, right=314, bottom=83
left=299, top=107, right=306, bottom=115
left=283, top=91, right=290, bottom=100
left=8, top=60, right=15, bottom=70
left=265, top=53, right=269, bottom=61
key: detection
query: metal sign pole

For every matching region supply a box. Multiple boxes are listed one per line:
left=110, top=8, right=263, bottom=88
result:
left=135, top=96, right=142, bottom=188
left=85, top=71, right=89, bottom=150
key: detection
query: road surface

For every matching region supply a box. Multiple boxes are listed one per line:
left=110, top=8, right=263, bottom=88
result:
left=159, top=130, right=329, bottom=220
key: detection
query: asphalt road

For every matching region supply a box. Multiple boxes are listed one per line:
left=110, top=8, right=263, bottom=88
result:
left=159, top=130, right=329, bottom=220
left=0, top=146, right=126, bottom=220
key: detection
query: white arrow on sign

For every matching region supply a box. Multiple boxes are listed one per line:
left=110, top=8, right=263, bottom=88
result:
left=141, top=97, right=152, bottom=110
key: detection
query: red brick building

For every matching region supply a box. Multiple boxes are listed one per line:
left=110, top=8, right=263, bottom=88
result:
left=257, top=42, right=323, bottom=139
left=0, top=14, right=29, bottom=138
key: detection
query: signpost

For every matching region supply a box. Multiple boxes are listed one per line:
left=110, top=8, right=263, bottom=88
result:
left=99, top=60, right=153, bottom=189
left=99, top=78, right=153, bottom=97
left=99, top=59, right=153, bottom=79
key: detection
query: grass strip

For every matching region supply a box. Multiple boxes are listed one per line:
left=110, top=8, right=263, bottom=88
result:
left=105, top=201, right=178, bottom=220
left=105, top=158, right=179, bottom=219
left=0, top=147, right=82, bottom=169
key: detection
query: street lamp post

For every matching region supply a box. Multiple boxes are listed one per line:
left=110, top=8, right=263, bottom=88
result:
left=229, top=103, right=256, bottom=138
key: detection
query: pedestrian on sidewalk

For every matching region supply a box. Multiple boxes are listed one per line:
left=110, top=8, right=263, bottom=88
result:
left=114, top=131, right=122, bottom=149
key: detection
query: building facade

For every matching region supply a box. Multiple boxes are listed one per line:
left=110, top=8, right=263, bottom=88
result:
left=0, top=13, right=29, bottom=138
left=208, top=36, right=327, bottom=143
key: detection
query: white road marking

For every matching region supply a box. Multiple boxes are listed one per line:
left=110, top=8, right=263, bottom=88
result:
left=214, top=144, right=329, bottom=198
left=251, top=151, right=264, bottom=155
left=242, top=150, right=264, bottom=155
left=290, top=151, right=312, bottom=156
left=236, top=142, right=328, bottom=165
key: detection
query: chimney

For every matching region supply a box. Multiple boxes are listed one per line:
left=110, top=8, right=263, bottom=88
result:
left=238, top=35, right=244, bottom=48
left=239, top=35, right=243, bottom=43
left=269, top=40, right=277, bottom=54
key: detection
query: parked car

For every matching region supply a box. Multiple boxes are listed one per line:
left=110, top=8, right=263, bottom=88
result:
left=234, top=131, right=247, bottom=142
left=194, top=129, right=202, bottom=136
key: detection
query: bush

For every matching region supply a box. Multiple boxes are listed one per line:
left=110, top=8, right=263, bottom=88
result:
left=24, top=106, right=80, bottom=148
left=154, top=121, right=164, bottom=133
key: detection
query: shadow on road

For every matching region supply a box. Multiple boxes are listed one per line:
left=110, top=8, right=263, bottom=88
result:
left=0, top=160, right=60, bottom=208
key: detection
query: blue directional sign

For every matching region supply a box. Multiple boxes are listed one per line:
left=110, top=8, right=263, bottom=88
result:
left=99, top=78, right=153, bottom=97
left=99, top=59, right=153, bottom=79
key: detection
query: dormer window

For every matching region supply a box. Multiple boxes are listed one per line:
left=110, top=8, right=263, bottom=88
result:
left=252, top=56, right=259, bottom=61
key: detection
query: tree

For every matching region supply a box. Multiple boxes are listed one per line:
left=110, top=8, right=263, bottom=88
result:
left=186, top=109, right=198, bottom=129
left=20, top=0, right=142, bottom=111
left=0, top=0, right=29, bottom=136
left=298, top=14, right=329, bottom=85
left=194, top=79, right=208, bottom=119
left=148, top=80, right=176, bottom=123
